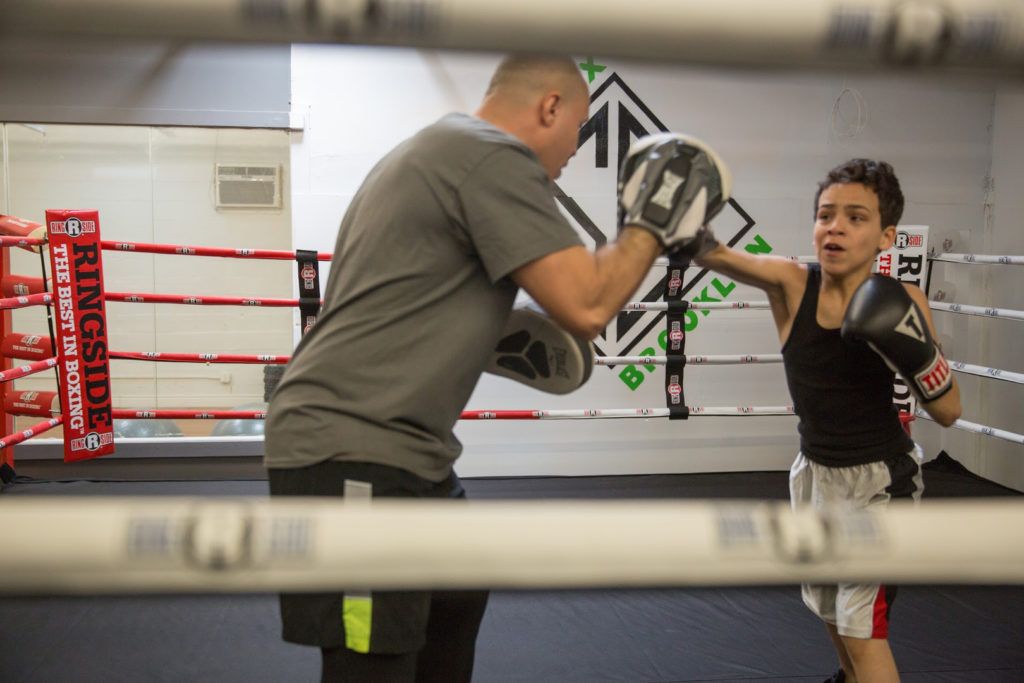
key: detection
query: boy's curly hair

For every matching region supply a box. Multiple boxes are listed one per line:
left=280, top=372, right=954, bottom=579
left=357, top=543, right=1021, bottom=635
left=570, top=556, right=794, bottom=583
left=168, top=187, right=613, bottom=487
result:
left=815, top=159, right=904, bottom=229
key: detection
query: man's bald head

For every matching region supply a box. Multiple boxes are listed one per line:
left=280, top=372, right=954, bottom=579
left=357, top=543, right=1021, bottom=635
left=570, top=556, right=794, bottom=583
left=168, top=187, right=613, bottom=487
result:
left=484, top=55, right=588, bottom=105
left=476, top=54, right=590, bottom=180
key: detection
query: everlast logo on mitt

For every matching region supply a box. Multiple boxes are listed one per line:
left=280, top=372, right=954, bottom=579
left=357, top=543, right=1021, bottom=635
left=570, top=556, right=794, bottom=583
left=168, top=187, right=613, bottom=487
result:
left=46, top=209, right=115, bottom=461
left=552, top=348, right=569, bottom=379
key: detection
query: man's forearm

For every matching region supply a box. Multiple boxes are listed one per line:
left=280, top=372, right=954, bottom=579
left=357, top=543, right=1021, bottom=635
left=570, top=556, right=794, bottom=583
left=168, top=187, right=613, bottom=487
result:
left=509, top=230, right=661, bottom=340
left=588, top=227, right=661, bottom=324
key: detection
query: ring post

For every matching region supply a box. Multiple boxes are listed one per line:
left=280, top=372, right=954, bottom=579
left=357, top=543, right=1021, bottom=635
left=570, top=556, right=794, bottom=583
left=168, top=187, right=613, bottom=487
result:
left=0, top=239, right=12, bottom=471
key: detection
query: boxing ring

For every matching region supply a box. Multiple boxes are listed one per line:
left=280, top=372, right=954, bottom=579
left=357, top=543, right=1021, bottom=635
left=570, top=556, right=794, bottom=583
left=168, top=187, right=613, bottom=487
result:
left=0, top=211, right=1021, bottom=596
left=0, top=6, right=1020, bottom=682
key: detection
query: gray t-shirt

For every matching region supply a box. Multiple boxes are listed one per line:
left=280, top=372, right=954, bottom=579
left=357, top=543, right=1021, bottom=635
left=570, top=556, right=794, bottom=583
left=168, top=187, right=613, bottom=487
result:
left=265, top=113, right=583, bottom=480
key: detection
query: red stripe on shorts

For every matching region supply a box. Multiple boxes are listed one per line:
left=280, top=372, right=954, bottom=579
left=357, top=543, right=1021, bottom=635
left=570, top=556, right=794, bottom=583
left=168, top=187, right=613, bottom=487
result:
left=871, top=585, right=890, bottom=639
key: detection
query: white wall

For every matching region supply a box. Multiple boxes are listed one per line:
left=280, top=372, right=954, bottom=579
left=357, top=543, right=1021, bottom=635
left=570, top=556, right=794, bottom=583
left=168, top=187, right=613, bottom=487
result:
left=290, top=47, right=1008, bottom=480
left=980, top=85, right=1024, bottom=489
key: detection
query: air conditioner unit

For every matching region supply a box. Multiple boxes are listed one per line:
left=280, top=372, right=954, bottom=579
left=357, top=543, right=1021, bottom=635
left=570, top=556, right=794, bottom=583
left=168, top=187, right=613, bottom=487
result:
left=215, top=164, right=282, bottom=209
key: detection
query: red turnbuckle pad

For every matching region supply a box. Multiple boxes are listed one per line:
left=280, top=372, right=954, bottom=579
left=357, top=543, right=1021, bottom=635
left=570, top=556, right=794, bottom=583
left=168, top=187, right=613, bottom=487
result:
left=0, top=215, right=47, bottom=252
left=1, top=275, right=48, bottom=297
left=4, top=389, right=61, bottom=417
left=1, top=333, right=55, bottom=360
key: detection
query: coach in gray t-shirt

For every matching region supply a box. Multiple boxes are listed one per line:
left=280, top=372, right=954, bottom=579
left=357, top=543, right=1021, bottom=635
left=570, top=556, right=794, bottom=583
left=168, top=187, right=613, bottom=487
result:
left=265, top=112, right=581, bottom=480
left=265, top=55, right=672, bottom=683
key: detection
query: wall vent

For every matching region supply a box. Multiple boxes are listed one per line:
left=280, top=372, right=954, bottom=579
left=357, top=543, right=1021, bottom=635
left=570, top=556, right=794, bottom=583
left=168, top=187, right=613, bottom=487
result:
left=215, top=164, right=282, bottom=208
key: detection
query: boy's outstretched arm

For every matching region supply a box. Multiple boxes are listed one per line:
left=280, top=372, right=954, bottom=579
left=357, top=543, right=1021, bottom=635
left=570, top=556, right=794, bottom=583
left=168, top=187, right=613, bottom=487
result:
left=696, top=243, right=807, bottom=340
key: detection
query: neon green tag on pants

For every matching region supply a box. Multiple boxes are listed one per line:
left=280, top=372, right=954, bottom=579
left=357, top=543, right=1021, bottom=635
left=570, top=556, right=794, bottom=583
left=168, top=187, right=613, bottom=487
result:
left=343, top=595, right=372, bottom=653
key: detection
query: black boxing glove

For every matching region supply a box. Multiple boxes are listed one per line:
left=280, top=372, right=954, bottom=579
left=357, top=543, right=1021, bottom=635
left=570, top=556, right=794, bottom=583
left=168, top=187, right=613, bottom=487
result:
left=841, top=274, right=953, bottom=402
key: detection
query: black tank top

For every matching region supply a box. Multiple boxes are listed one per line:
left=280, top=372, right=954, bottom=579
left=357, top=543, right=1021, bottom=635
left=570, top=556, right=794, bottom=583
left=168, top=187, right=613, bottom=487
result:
left=782, top=265, right=914, bottom=466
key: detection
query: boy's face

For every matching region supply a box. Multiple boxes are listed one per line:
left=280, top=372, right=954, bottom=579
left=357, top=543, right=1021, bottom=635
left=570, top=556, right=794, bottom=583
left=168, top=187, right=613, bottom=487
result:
left=813, top=182, right=896, bottom=277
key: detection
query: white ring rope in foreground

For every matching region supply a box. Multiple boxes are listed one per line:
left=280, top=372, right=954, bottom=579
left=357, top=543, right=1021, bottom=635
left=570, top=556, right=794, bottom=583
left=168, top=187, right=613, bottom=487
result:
left=915, top=410, right=1024, bottom=446
left=928, top=253, right=1024, bottom=265
left=949, top=360, right=1024, bottom=385
left=1, top=497, right=1022, bottom=594
left=460, top=407, right=794, bottom=420
left=929, top=301, right=1024, bottom=322
left=3, top=1, right=1024, bottom=75
left=596, top=354, right=782, bottom=366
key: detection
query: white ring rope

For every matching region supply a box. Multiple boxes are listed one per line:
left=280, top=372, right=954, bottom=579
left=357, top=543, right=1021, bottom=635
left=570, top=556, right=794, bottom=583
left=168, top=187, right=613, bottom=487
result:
left=949, top=360, right=1024, bottom=385
left=595, top=354, right=782, bottom=366
left=915, top=410, right=1024, bottom=446
left=652, top=252, right=1024, bottom=272
left=461, top=407, right=795, bottom=420
left=0, top=497, right=1021, bottom=593
left=929, top=301, right=1024, bottom=322
left=624, top=301, right=770, bottom=311
left=653, top=253, right=1024, bottom=270
left=594, top=354, right=1016, bottom=385
left=653, top=256, right=818, bottom=267
left=928, top=253, right=1024, bottom=265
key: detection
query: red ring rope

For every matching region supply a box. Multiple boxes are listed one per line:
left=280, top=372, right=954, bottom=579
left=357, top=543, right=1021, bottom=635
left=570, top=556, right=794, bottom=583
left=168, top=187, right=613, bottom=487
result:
left=0, top=292, right=52, bottom=310
left=104, top=292, right=317, bottom=307
left=102, top=240, right=331, bottom=261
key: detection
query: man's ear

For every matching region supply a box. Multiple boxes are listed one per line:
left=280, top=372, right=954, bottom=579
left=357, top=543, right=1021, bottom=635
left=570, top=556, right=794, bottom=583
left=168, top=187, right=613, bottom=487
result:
left=539, top=92, right=560, bottom=127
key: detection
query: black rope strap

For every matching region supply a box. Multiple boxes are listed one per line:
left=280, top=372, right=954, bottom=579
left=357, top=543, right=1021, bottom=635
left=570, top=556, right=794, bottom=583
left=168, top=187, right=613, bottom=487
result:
left=295, top=249, right=322, bottom=337
left=663, top=257, right=690, bottom=419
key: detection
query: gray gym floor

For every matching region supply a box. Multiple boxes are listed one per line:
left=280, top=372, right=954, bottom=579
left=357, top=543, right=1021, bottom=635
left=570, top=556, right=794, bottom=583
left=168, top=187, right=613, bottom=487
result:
left=1, top=455, right=1021, bottom=682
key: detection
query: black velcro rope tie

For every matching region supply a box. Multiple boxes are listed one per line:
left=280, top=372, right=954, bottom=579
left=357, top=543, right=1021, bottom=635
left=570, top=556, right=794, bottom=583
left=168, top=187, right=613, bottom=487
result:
left=665, top=300, right=690, bottom=419
left=663, top=257, right=688, bottom=302
left=295, top=249, right=322, bottom=337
